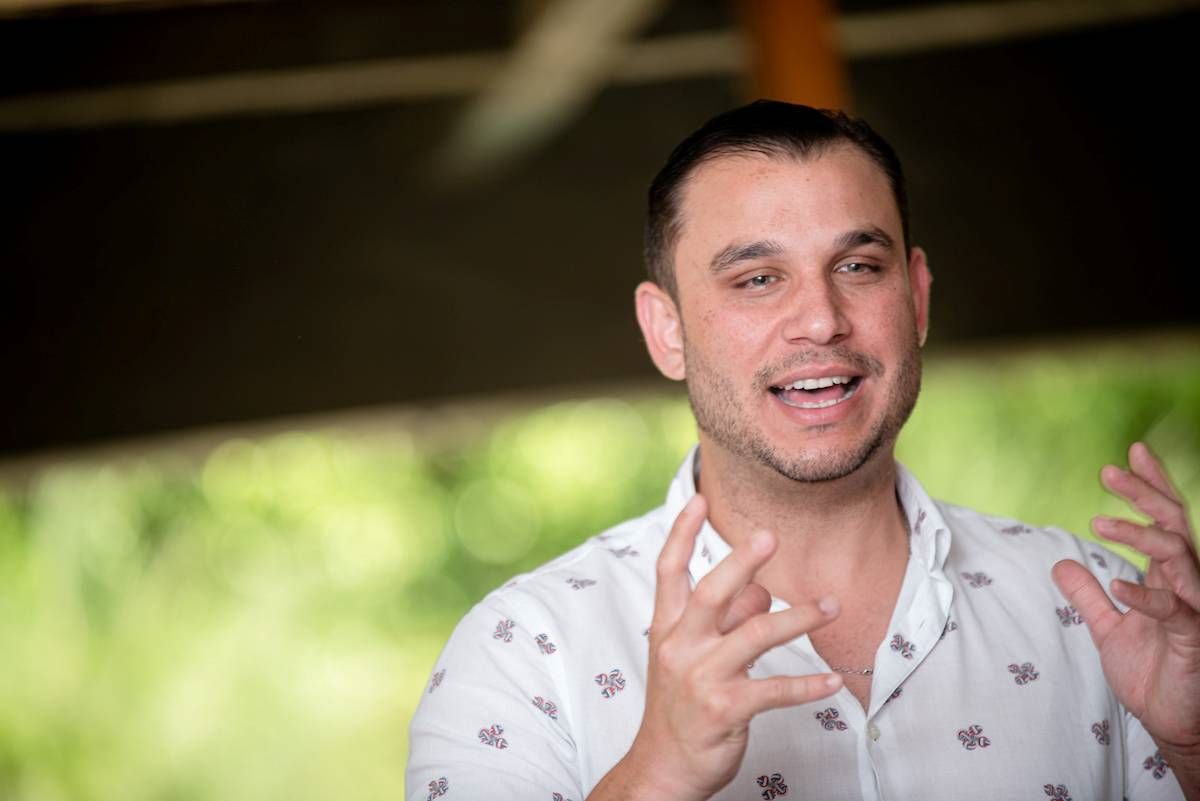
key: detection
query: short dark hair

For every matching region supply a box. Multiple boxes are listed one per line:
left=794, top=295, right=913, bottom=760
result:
left=644, top=100, right=910, bottom=299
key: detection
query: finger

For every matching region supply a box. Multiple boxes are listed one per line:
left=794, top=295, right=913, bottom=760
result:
left=1091, top=517, right=1200, bottom=610
left=1092, top=516, right=1192, bottom=563
left=718, top=582, right=772, bottom=636
left=710, top=597, right=839, bottom=675
left=1052, top=559, right=1122, bottom=645
left=677, top=530, right=777, bottom=638
left=653, top=494, right=708, bottom=629
left=1128, top=441, right=1184, bottom=505
left=741, top=672, right=843, bottom=718
left=1110, top=579, right=1197, bottom=630
left=1100, top=465, right=1188, bottom=535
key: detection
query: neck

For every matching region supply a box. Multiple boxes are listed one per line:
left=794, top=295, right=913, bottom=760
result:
left=696, top=440, right=910, bottom=604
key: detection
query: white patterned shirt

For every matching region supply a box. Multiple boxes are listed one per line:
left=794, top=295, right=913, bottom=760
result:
left=407, top=449, right=1184, bottom=801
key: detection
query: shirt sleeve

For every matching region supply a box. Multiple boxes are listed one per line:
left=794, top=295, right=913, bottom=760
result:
left=406, top=593, right=582, bottom=801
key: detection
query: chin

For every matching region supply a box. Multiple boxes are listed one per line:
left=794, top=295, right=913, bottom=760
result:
left=750, top=432, right=888, bottom=484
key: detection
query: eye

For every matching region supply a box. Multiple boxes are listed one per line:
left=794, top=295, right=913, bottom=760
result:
left=835, top=261, right=878, bottom=275
left=739, top=274, right=778, bottom=290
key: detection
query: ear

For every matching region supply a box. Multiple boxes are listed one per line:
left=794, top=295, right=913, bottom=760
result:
left=634, top=281, right=686, bottom=381
left=907, top=246, right=932, bottom=347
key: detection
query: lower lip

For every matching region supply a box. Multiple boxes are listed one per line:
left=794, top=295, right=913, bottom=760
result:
left=770, top=380, right=863, bottom=424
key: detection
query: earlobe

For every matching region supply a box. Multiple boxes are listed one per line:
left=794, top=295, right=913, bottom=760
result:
left=908, top=246, right=933, bottom=347
left=634, top=281, right=686, bottom=381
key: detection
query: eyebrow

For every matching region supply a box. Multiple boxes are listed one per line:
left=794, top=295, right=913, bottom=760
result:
left=834, top=227, right=896, bottom=252
left=709, top=239, right=785, bottom=274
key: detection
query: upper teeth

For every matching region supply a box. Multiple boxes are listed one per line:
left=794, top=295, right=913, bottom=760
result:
left=782, top=376, right=853, bottom=390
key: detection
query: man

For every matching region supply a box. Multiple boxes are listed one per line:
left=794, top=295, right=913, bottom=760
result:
left=407, top=101, right=1199, bottom=800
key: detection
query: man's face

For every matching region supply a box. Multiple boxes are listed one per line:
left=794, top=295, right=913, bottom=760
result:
left=647, top=145, right=930, bottom=483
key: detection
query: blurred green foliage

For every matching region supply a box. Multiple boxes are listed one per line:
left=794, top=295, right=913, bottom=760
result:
left=0, top=343, right=1197, bottom=800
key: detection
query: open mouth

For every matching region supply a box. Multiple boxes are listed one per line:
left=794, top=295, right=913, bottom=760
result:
left=769, top=375, right=863, bottom=409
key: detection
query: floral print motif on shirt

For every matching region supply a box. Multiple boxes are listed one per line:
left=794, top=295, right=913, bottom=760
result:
left=478, top=724, right=508, bottom=749
left=815, top=708, right=848, bottom=731
left=1000, top=523, right=1031, bottom=535
left=535, top=633, right=557, bottom=654
left=1091, top=720, right=1110, bottom=745
left=1144, top=750, right=1170, bottom=779
left=493, top=619, right=515, bottom=642
left=566, top=577, right=596, bottom=590
left=426, top=777, right=448, bottom=800
left=957, top=724, right=991, bottom=750
left=890, top=633, right=916, bottom=659
left=756, top=773, right=788, bottom=799
left=532, top=696, right=558, bottom=719
left=1090, top=552, right=1108, bottom=569
left=962, top=571, right=993, bottom=588
left=608, top=545, right=638, bottom=558
left=428, top=669, right=445, bottom=693
left=1056, top=606, right=1083, bottom=627
left=595, top=668, right=626, bottom=698
left=1043, top=784, right=1071, bottom=800
left=1007, top=662, right=1039, bottom=685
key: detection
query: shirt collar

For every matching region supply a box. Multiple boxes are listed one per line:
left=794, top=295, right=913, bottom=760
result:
left=662, top=446, right=952, bottom=586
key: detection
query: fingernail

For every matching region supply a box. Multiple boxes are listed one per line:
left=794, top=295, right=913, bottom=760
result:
left=825, top=674, right=843, bottom=689
left=1093, top=516, right=1116, bottom=532
left=818, top=595, right=840, bottom=616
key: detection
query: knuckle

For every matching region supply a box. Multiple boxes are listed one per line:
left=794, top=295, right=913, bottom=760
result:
left=656, top=639, right=685, bottom=673
left=655, top=557, right=676, bottom=581
left=760, top=678, right=788, bottom=708
left=742, top=613, right=774, bottom=644
left=692, top=581, right=722, bottom=609
left=683, top=667, right=708, bottom=697
left=701, top=689, right=733, bottom=722
left=1162, top=592, right=1182, bottom=617
left=1171, top=514, right=1194, bottom=538
left=1165, top=534, right=1189, bottom=559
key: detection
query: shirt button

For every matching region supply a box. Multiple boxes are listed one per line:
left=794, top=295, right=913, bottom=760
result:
left=867, top=723, right=881, bottom=741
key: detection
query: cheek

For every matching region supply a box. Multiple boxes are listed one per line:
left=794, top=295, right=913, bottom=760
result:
left=697, top=306, right=774, bottom=360
left=853, top=291, right=917, bottom=339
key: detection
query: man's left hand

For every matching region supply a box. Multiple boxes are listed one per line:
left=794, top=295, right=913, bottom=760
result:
left=1052, top=442, right=1200, bottom=795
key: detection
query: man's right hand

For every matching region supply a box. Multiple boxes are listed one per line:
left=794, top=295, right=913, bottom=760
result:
left=589, top=494, right=843, bottom=801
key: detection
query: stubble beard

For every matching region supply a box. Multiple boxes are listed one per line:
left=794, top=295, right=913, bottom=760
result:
left=683, top=337, right=923, bottom=483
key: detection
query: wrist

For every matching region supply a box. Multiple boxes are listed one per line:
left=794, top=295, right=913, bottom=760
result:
left=1153, top=738, right=1200, bottom=801
left=588, top=736, right=710, bottom=801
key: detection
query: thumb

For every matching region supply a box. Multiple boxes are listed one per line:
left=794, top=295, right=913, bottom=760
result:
left=1052, top=559, right=1121, bottom=645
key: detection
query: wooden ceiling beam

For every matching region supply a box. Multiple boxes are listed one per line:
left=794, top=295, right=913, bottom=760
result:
left=740, top=0, right=849, bottom=110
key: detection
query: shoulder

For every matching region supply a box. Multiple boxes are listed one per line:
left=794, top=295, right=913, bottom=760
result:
left=481, top=502, right=673, bottom=613
left=936, top=499, right=1143, bottom=586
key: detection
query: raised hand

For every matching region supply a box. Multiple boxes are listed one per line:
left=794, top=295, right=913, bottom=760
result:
left=589, top=494, right=842, bottom=801
left=1052, top=442, right=1200, bottom=792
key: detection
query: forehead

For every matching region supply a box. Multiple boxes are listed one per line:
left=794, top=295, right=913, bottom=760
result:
left=673, top=146, right=902, bottom=265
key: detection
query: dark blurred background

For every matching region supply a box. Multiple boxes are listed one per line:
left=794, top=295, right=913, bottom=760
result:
left=3, top=0, right=1197, bottom=455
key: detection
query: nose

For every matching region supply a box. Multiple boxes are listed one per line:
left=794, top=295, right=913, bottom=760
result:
left=779, top=279, right=851, bottom=345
